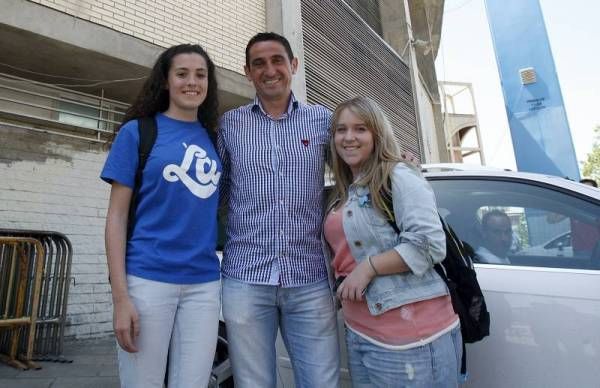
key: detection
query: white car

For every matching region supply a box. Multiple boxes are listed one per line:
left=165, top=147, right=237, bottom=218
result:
left=276, top=169, right=600, bottom=387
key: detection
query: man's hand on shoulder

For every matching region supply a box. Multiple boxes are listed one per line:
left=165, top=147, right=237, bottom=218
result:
left=400, top=151, right=420, bottom=168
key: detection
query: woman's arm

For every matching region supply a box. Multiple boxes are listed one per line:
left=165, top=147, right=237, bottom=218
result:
left=336, top=248, right=409, bottom=301
left=390, top=165, right=446, bottom=273
left=105, top=182, right=139, bottom=353
left=338, top=164, right=445, bottom=301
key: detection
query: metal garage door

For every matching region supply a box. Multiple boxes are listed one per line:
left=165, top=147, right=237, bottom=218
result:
left=301, top=0, right=421, bottom=158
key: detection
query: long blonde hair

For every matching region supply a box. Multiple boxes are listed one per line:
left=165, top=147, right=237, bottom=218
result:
left=328, top=97, right=405, bottom=219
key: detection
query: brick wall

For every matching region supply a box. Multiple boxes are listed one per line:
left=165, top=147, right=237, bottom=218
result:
left=0, top=127, right=113, bottom=338
left=27, top=0, right=266, bottom=74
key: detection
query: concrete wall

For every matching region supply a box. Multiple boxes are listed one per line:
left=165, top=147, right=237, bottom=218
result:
left=0, top=126, right=112, bottom=338
left=27, top=0, right=266, bottom=74
left=406, top=0, right=448, bottom=162
left=380, top=0, right=448, bottom=162
left=265, top=0, right=306, bottom=102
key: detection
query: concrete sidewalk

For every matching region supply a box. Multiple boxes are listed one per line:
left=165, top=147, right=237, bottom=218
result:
left=0, top=336, right=119, bottom=388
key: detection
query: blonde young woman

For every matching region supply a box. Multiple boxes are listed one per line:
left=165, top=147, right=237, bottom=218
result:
left=324, top=97, right=462, bottom=387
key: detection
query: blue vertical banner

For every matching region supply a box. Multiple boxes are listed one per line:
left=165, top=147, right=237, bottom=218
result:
left=485, top=0, right=580, bottom=180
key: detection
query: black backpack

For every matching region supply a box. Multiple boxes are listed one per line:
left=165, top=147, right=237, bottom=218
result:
left=383, top=190, right=490, bottom=374
left=126, top=117, right=157, bottom=239
left=435, top=217, right=490, bottom=345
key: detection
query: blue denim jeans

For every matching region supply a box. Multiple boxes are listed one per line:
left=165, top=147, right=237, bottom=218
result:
left=222, top=277, right=340, bottom=388
left=346, top=325, right=462, bottom=388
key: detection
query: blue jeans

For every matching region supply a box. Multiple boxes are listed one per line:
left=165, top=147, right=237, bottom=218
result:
left=346, top=325, right=462, bottom=388
left=222, top=277, right=340, bottom=388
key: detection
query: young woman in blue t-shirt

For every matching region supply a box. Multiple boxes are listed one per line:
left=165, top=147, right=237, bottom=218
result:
left=101, top=44, right=222, bottom=387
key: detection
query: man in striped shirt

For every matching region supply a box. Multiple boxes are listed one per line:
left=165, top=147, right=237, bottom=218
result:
left=217, top=32, right=340, bottom=388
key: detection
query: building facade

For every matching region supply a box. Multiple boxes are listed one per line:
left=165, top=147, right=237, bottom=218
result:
left=0, top=0, right=446, bottom=338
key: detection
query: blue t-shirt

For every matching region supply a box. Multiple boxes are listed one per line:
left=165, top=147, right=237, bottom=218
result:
left=101, top=113, right=221, bottom=284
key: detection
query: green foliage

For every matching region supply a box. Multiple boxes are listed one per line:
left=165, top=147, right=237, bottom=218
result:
left=582, top=125, right=600, bottom=182
left=514, top=213, right=530, bottom=248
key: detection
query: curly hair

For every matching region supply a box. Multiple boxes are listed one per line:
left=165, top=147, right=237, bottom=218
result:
left=113, top=44, right=219, bottom=141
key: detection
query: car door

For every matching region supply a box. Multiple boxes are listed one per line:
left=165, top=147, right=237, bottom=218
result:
left=428, top=175, right=600, bottom=388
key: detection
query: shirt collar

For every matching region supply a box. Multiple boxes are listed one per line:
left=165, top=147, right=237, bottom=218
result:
left=251, top=92, right=299, bottom=117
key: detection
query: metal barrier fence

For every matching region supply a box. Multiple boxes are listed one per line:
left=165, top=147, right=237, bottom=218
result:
left=0, top=230, right=72, bottom=362
left=0, top=237, right=45, bottom=369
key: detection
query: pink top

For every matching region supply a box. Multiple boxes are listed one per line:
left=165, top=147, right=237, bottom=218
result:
left=325, top=209, right=458, bottom=346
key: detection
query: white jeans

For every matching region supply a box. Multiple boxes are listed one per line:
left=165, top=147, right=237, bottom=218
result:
left=118, top=275, right=221, bottom=388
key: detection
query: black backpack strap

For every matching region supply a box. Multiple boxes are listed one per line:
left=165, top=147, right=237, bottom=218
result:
left=461, top=341, right=467, bottom=376
left=127, top=117, right=157, bottom=239
left=383, top=176, right=400, bottom=234
left=207, top=128, right=217, bottom=149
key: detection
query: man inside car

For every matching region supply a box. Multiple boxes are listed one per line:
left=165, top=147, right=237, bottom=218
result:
left=476, top=210, right=512, bottom=264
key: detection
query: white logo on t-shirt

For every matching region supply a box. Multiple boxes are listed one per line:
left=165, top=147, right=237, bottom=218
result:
left=162, top=143, right=221, bottom=198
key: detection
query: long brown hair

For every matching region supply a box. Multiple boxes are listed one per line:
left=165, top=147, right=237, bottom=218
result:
left=111, top=44, right=219, bottom=142
left=328, top=97, right=406, bottom=219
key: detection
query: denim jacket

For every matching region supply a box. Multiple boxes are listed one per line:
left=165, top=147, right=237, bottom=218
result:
left=325, top=163, right=448, bottom=316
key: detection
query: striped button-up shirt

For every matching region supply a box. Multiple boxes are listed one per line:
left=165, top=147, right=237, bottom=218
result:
left=217, top=94, right=331, bottom=287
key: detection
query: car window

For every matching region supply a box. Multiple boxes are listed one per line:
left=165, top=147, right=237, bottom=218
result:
left=429, top=178, right=600, bottom=270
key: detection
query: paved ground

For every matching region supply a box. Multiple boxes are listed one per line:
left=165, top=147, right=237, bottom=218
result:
left=0, top=336, right=119, bottom=388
